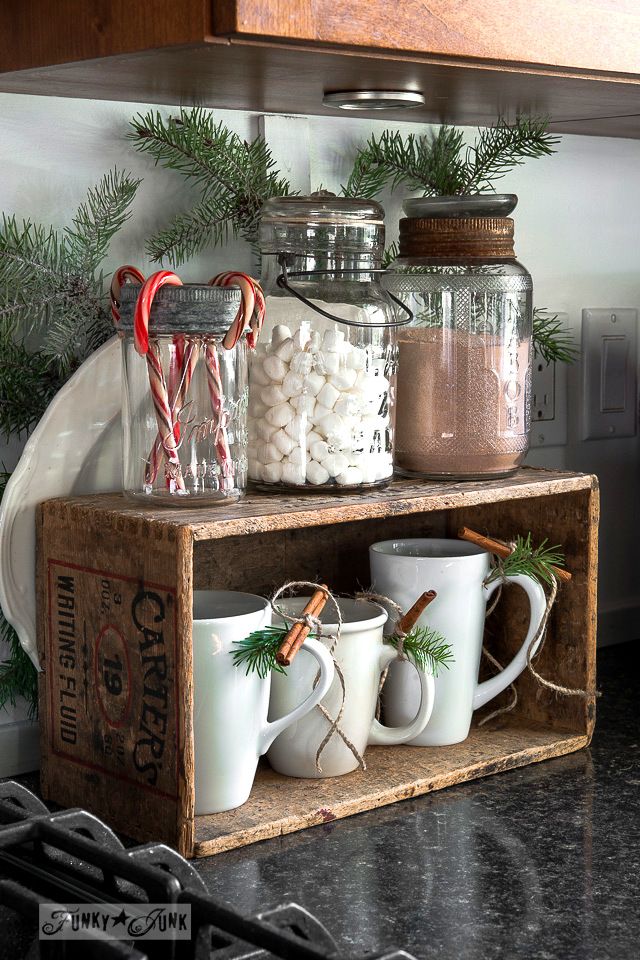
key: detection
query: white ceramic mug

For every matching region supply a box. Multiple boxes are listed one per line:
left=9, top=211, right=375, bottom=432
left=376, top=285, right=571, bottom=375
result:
left=192, top=590, right=334, bottom=813
left=369, top=539, right=548, bottom=746
left=267, top=597, right=435, bottom=778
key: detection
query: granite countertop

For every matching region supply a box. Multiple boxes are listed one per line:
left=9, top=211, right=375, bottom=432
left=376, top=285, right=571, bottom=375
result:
left=192, top=642, right=640, bottom=960
left=2, top=643, right=638, bottom=959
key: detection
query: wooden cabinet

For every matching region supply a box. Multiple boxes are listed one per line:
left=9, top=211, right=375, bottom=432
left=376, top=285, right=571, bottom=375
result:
left=1, top=1, right=640, bottom=136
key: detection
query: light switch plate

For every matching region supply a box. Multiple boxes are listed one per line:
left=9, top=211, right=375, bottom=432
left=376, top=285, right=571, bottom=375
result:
left=530, top=311, right=569, bottom=447
left=582, top=308, right=637, bottom=440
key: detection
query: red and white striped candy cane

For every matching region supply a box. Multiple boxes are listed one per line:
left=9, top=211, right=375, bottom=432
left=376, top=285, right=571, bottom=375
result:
left=203, top=341, right=234, bottom=490
left=134, top=271, right=186, bottom=493
left=145, top=336, right=199, bottom=486
left=209, top=272, right=265, bottom=349
left=110, top=265, right=145, bottom=330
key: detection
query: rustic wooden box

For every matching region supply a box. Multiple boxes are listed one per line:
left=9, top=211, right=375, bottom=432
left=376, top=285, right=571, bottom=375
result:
left=36, top=467, right=598, bottom=858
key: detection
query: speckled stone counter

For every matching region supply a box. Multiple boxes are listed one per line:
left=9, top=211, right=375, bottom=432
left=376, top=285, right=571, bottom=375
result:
left=192, top=642, right=640, bottom=960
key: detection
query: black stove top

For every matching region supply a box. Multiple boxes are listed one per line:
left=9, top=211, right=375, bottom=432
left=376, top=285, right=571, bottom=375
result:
left=0, top=780, right=415, bottom=960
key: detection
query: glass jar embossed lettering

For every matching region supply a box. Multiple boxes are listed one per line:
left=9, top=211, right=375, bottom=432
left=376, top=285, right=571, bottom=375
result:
left=249, top=195, right=408, bottom=490
left=383, top=196, right=533, bottom=480
left=119, top=283, right=248, bottom=504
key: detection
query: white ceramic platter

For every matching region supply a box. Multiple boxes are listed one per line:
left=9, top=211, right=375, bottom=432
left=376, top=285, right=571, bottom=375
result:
left=0, top=337, right=122, bottom=668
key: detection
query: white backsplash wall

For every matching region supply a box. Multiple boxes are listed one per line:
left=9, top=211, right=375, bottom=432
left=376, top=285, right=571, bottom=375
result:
left=0, top=93, right=639, bottom=738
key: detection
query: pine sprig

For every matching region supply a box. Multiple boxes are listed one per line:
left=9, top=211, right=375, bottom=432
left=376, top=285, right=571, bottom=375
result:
left=232, top=626, right=290, bottom=679
left=533, top=308, right=578, bottom=365
left=485, top=534, right=566, bottom=587
left=343, top=117, right=559, bottom=199
left=129, top=108, right=294, bottom=264
left=65, top=169, right=141, bottom=272
left=386, top=626, right=453, bottom=676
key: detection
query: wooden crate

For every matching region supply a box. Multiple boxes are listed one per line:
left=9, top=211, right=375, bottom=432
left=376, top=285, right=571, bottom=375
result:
left=36, top=467, right=598, bottom=858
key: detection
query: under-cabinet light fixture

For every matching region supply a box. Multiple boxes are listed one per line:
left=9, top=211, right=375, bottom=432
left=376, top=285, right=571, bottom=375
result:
left=322, top=90, right=425, bottom=111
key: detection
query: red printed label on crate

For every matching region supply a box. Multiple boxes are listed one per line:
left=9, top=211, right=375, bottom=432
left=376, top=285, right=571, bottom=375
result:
left=47, top=561, right=179, bottom=800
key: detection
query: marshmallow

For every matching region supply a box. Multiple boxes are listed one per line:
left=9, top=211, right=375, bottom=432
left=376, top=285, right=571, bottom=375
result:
left=334, top=394, right=362, bottom=418
left=290, top=351, right=314, bottom=376
left=256, top=420, right=278, bottom=442
left=310, top=439, right=330, bottom=462
left=292, top=326, right=311, bottom=351
left=288, top=447, right=305, bottom=467
left=262, top=462, right=283, bottom=484
left=330, top=368, right=357, bottom=391
left=281, top=461, right=306, bottom=485
left=322, top=452, right=349, bottom=477
left=322, top=329, right=345, bottom=352
left=248, top=397, right=267, bottom=418
left=261, top=383, right=287, bottom=407
left=306, top=430, right=323, bottom=449
left=282, top=371, right=305, bottom=398
left=317, top=381, right=340, bottom=411
left=248, top=459, right=263, bottom=481
left=284, top=415, right=305, bottom=440
left=265, top=402, right=295, bottom=428
left=275, top=337, right=295, bottom=363
left=263, top=355, right=288, bottom=382
left=250, top=361, right=270, bottom=386
left=256, top=442, right=283, bottom=464
left=316, top=351, right=340, bottom=376
left=336, top=466, right=364, bottom=486
left=309, top=330, right=322, bottom=352
left=248, top=421, right=258, bottom=441
left=317, top=411, right=346, bottom=438
left=273, top=429, right=295, bottom=456
left=271, top=324, right=291, bottom=346
left=304, top=370, right=325, bottom=397
left=307, top=461, right=330, bottom=485
left=292, top=394, right=316, bottom=418
left=346, top=347, right=367, bottom=371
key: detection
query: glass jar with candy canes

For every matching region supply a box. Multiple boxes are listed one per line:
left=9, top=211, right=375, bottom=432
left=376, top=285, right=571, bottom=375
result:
left=114, top=268, right=264, bottom=504
left=249, top=194, right=410, bottom=490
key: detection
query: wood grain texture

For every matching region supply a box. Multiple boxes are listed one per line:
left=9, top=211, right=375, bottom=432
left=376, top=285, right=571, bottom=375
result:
left=0, top=0, right=209, bottom=71
left=193, top=720, right=589, bottom=857
left=214, top=1, right=640, bottom=77
left=2, top=33, right=640, bottom=139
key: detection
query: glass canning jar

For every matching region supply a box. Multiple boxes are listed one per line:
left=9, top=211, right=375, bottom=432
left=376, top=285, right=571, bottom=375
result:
left=383, top=195, right=533, bottom=480
left=249, top=194, right=409, bottom=490
left=119, top=283, right=248, bottom=504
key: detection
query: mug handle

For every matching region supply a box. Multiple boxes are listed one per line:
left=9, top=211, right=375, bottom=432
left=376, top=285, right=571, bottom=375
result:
left=368, top=645, right=435, bottom=745
left=473, top=573, right=548, bottom=711
left=258, top=638, right=335, bottom=754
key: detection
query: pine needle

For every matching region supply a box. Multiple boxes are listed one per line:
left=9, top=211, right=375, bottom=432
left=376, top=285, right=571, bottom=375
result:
left=485, top=534, right=566, bottom=587
left=533, top=308, right=578, bottom=365
left=232, top=626, right=290, bottom=679
left=385, top=626, right=453, bottom=676
left=129, top=108, right=294, bottom=264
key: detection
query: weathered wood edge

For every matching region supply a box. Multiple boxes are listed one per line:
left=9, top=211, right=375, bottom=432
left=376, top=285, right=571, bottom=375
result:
left=40, top=469, right=599, bottom=543
left=191, top=730, right=589, bottom=858
left=175, top=525, right=195, bottom=857
left=584, top=481, right=600, bottom=743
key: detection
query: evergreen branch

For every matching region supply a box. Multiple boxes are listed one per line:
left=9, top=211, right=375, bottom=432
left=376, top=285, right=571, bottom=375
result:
left=66, top=168, right=141, bottom=271
left=341, top=150, right=393, bottom=199
left=145, top=196, right=236, bottom=265
left=463, top=117, right=560, bottom=193
left=533, top=308, right=578, bottom=365
left=0, top=339, right=62, bottom=438
left=0, top=472, right=38, bottom=716
left=381, top=241, right=400, bottom=269
left=232, top=626, right=290, bottom=679
left=386, top=626, right=453, bottom=676
left=485, top=534, right=566, bottom=587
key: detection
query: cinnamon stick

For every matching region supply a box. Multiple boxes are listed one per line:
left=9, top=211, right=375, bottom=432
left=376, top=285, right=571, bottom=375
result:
left=276, top=585, right=329, bottom=666
left=457, top=526, right=572, bottom=583
left=395, top=590, right=437, bottom=635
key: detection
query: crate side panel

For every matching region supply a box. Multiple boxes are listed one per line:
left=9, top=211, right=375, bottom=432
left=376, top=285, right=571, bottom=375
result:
left=193, top=511, right=449, bottom=595
left=448, top=487, right=598, bottom=736
left=38, top=499, right=191, bottom=851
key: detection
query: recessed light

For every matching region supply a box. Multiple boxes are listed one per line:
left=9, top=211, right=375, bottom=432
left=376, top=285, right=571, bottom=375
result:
left=322, top=90, right=425, bottom=111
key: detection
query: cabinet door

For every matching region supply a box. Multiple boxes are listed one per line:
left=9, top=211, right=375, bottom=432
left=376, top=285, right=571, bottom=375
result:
left=213, top=0, right=640, bottom=77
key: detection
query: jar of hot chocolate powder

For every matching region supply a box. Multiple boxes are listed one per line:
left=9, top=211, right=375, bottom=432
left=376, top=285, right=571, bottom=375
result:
left=383, top=195, right=533, bottom=479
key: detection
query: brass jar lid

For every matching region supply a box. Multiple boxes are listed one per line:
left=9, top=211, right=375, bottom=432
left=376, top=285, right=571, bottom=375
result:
left=399, top=217, right=515, bottom=259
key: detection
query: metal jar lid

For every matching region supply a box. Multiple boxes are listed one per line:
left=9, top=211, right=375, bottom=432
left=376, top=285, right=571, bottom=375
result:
left=259, top=192, right=386, bottom=257
left=118, top=284, right=242, bottom=336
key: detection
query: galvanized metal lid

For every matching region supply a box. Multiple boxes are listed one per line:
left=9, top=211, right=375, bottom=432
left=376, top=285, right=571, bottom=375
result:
left=118, top=283, right=241, bottom=336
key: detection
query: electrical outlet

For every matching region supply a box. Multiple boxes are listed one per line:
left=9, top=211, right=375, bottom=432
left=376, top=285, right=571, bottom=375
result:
left=530, top=311, right=569, bottom=448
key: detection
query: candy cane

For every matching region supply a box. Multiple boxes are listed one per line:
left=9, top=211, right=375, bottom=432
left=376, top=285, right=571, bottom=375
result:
left=145, top=337, right=199, bottom=486
left=204, top=341, right=234, bottom=490
left=134, top=271, right=186, bottom=492
left=209, top=272, right=265, bottom=349
left=110, top=265, right=145, bottom=330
